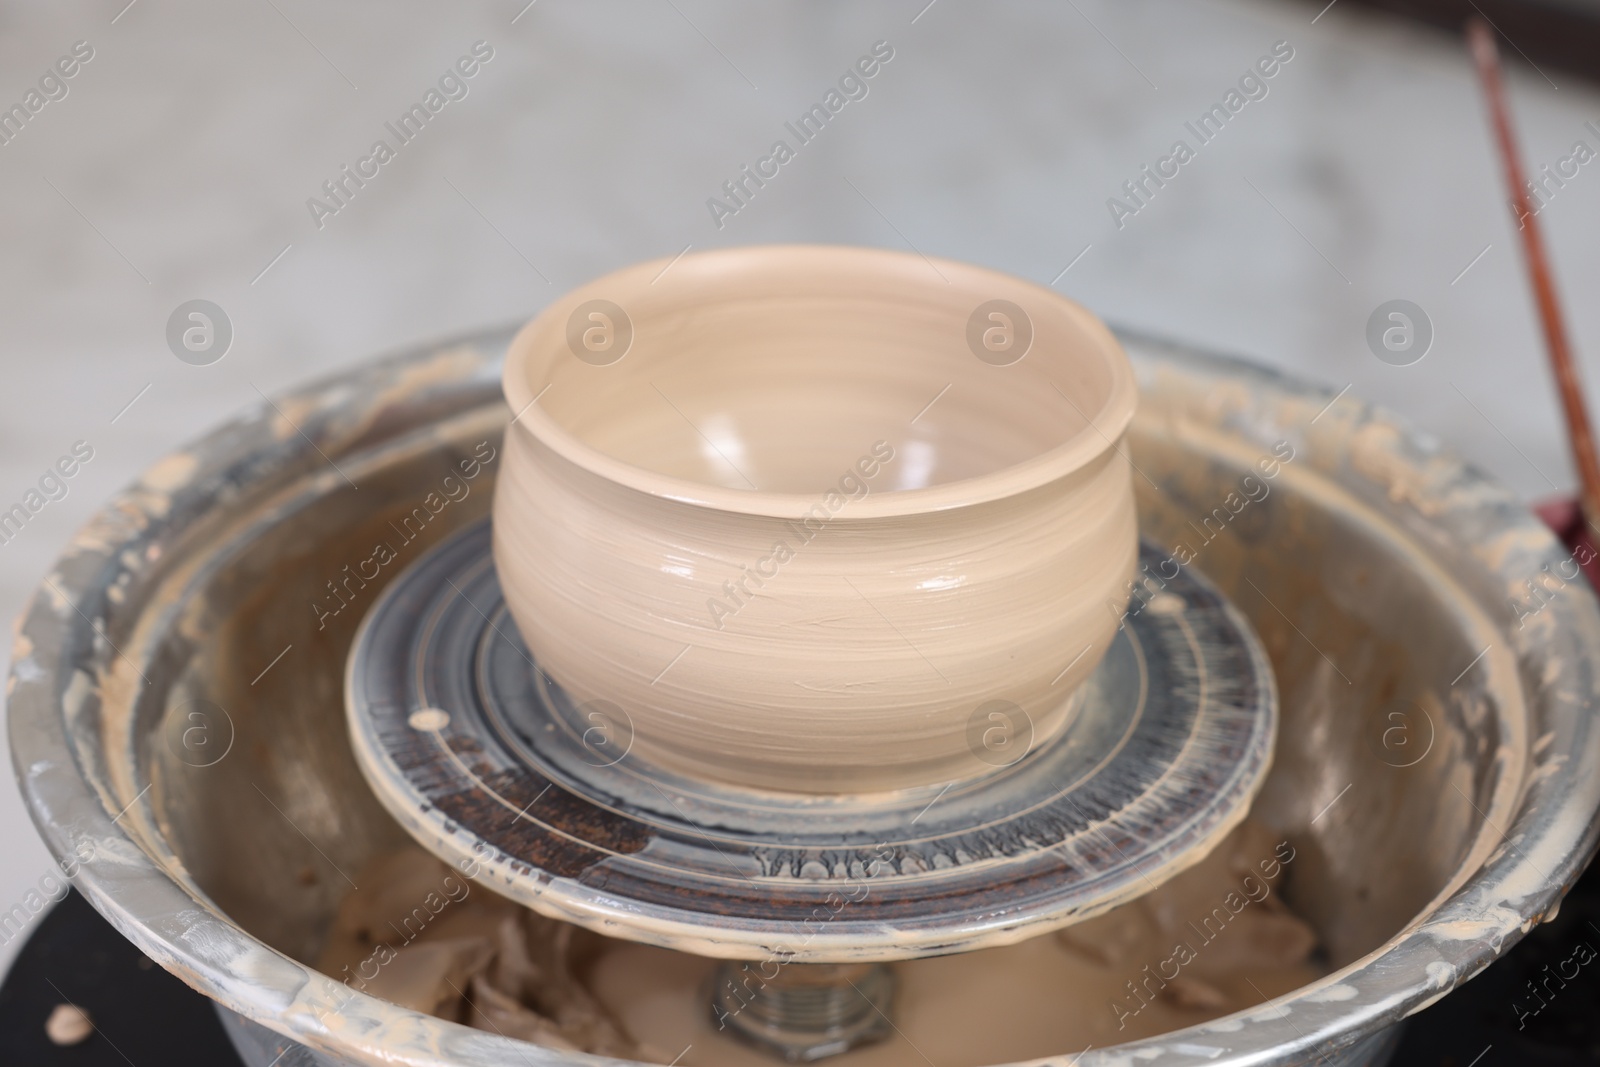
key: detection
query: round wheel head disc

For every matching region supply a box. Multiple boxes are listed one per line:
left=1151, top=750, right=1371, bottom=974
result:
left=347, top=519, right=1277, bottom=961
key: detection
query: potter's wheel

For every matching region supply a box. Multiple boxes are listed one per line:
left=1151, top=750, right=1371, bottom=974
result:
left=346, top=519, right=1276, bottom=964
left=16, top=323, right=1600, bottom=1067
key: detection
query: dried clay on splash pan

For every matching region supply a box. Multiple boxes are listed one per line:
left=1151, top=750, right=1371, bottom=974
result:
left=317, top=821, right=1321, bottom=1066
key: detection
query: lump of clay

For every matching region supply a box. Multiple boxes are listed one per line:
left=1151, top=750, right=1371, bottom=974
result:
left=1161, top=975, right=1230, bottom=1011
left=360, top=937, right=495, bottom=1017
left=316, top=847, right=643, bottom=1057
left=45, top=1003, right=94, bottom=1046
left=318, top=848, right=507, bottom=978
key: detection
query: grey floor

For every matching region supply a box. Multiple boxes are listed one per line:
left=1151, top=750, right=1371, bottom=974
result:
left=1, top=0, right=1596, bottom=973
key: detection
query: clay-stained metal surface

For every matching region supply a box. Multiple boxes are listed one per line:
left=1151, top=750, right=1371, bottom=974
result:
left=346, top=520, right=1276, bottom=961
left=8, top=325, right=1600, bottom=1067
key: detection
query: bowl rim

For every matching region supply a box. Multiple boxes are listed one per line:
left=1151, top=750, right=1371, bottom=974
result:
left=502, top=244, right=1139, bottom=519
left=11, top=322, right=1600, bottom=1067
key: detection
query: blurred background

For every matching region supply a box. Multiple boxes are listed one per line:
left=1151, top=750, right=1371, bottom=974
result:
left=1, top=0, right=1597, bottom=973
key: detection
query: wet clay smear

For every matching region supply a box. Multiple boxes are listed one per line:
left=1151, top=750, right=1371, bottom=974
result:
left=315, top=849, right=643, bottom=1057
left=589, top=819, right=1322, bottom=1066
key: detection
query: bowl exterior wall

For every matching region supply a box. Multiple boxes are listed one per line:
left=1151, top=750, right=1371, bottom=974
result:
left=492, top=417, right=1138, bottom=792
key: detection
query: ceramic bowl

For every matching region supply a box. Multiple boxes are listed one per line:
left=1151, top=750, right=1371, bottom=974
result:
left=492, top=245, right=1138, bottom=793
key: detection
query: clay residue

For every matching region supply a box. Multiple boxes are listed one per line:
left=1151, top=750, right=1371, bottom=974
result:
left=139, top=451, right=200, bottom=494
left=587, top=820, right=1323, bottom=1067
left=1345, top=422, right=1441, bottom=514
left=1056, top=819, right=1318, bottom=1019
left=318, top=823, right=1321, bottom=1066
left=315, top=849, right=645, bottom=1058
left=272, top=345, right=487, bottom=447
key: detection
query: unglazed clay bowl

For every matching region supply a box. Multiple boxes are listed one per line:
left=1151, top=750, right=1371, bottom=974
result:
left=493, top=245, right=1138, bottom=793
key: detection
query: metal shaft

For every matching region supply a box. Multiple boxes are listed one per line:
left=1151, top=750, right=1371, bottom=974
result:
left=709, top=961, right=895, bottom=1062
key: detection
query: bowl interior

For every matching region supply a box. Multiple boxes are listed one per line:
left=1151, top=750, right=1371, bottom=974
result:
left=518, top=247, right=1128, bottom=495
